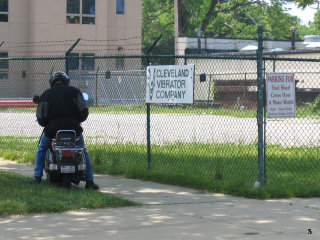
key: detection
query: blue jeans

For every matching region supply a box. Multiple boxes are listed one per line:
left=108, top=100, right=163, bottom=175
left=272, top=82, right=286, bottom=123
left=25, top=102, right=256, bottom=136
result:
left=34, top=133, right=94, bottom=181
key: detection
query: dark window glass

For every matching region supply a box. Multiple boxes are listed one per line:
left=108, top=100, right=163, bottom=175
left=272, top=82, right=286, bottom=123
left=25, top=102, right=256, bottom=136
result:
left=82, top=16, right=95, bottom=24
left=0, top=71, right=7, bottom=79
left=67, top=0, right=95, bottom=25
left=0, top=73, right=7, bottom=79
left=68, top=53, right=80, bottom=70
left=116, top=58, right=124, bottom=70
left=67, top=0, right=80, bottom=14
left=0, top=0, right=8, bottom=12
left=66, top=16, right=80, bottom=24
left=0, top=52, right=8, bottom=80
left=0, top=52, right=8, bottom=69
left=82, top=0, right=95, bottom=14
left=116, top=0, right=124, bottom=14
left=0, top=13, right=7, bottom=22
left=82, top=54, right=95, bottom=70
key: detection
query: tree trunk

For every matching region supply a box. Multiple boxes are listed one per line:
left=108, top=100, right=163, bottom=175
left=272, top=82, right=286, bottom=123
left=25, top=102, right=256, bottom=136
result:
left=178, top=0, right=189, bottom=35
left=201, top=0, right=219, bottom=33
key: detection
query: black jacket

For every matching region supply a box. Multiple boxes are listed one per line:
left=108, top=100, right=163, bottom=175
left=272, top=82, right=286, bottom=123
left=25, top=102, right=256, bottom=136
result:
left=36, top=83, right=88, bottom=138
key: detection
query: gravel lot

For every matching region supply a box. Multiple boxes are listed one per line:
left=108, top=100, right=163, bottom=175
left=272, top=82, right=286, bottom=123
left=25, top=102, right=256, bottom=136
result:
left=1, top=112, right=319, bottom=146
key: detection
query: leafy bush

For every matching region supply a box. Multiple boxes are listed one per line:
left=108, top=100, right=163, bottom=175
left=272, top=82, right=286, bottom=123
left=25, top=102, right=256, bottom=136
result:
left=311, top=94, right=320, bottom=113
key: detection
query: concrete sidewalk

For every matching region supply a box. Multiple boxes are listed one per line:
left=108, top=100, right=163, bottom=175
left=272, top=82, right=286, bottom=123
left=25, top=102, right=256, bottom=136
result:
left=0, top=159, right=319, bottom=240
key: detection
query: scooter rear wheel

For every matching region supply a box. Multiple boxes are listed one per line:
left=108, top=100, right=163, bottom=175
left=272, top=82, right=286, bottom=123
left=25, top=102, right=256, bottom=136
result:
left=60, top=174, right=71, bottom=188
left=47, top=173, right=60, bottom=184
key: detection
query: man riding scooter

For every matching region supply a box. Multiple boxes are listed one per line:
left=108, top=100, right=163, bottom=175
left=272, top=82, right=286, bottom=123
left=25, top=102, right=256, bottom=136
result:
left=25, top=71, right=99, bottom=190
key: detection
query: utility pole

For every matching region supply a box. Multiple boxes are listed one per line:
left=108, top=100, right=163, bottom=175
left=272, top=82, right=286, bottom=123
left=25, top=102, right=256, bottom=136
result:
left=197, top=28, right=201, bottom=54
left=174, top=0, right=179, bottom=56
left=290, top=26, right=296, bottom=51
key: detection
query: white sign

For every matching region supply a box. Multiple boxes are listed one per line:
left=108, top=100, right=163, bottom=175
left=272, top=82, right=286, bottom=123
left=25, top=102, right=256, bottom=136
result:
left=266, top=73, right=296, bottom=118
left=146, top=65, right=194, bottom=104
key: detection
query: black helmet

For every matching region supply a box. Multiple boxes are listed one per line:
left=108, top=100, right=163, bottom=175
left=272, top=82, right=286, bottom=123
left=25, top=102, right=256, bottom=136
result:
left=49, top=71, right=70, bottom=87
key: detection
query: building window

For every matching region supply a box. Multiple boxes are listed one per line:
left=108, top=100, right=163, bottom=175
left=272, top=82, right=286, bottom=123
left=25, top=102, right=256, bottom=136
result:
left=67, top=53, right=95, bottom=71
left=68, top=53, right=80, bottom=70
left=81, top=53, right=95, bottom=70
left=116, top=58, right=124, bottom=70
left=116, top=0, right=124, bottom=15
left=0, top=0, right=8, bottom=22
left=67, top=0, right=95, bottom=24
left=0, top=52, right=8, bottom=79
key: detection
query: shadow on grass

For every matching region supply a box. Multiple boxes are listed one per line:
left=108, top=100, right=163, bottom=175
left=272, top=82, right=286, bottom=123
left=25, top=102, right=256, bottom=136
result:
left=0, top=171, right=139, bottom=217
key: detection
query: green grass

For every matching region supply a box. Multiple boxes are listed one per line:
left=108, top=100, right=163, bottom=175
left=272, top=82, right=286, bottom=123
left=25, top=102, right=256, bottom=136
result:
left=1, top=103, right=319, bottom=119
left=1, top=135, right=320, bottom=199
left=0, top=136, right=38, bottom=163
left=0, top=107, right=36, bottom=113
left=1, top=103, right=320, bottom=200
left=1, top=132, right=320, bottom=199
left=0, top=170, right=139, bottom=217
left=86, top=142, right=320, bottom=199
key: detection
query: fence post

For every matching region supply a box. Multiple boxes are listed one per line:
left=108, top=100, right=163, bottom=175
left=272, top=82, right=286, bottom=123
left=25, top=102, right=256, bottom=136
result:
left=207, top=74, right=212, bottom=109
left=257, top=26, right=266, bottom=185
left=243, top=73, right=247, bottom=109
left=95, top=67, right=100, bottom=106
left=146, top=34, right=162, bottom=170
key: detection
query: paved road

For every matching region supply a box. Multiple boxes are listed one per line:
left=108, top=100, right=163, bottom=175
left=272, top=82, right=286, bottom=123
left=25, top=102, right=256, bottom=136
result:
left=0, top=112, right=320, bottom=146
left=0, top=159, right=320, bottom=240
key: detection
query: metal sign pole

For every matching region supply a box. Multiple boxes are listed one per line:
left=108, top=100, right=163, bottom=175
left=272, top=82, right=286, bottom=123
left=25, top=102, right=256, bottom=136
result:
left=257, top=26, right=265, bottom=185
left=146, top=35, right=162, bottom=170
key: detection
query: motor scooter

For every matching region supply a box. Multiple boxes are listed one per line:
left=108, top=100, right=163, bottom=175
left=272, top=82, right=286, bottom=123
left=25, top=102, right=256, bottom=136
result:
left=44, top=130, right=86, bottom=188
left=32, top=94, right=88, bottom=188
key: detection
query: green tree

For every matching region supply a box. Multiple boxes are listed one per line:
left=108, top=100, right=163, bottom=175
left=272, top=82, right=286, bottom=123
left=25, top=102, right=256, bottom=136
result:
left=142, top=0, right=174, bottom=55
left=261, top=1, right=303, bottom=40
left=291, top=0, right=319, bottom=7
left=142, top=0, right=311, bottom=55
left=309, top=8, right=320, bottom=34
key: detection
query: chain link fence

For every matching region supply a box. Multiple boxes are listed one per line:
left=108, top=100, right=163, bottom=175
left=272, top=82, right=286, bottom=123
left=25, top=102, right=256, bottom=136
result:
left=1, top=54, right=320, bottom=193
left=263, top=57, right=320, bottom=190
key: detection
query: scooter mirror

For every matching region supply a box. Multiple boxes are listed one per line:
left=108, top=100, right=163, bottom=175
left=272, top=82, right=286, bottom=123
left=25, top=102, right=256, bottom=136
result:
left=33, top=95, right=40, bottom=104
left=82, top=92, right=89, bottom=101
